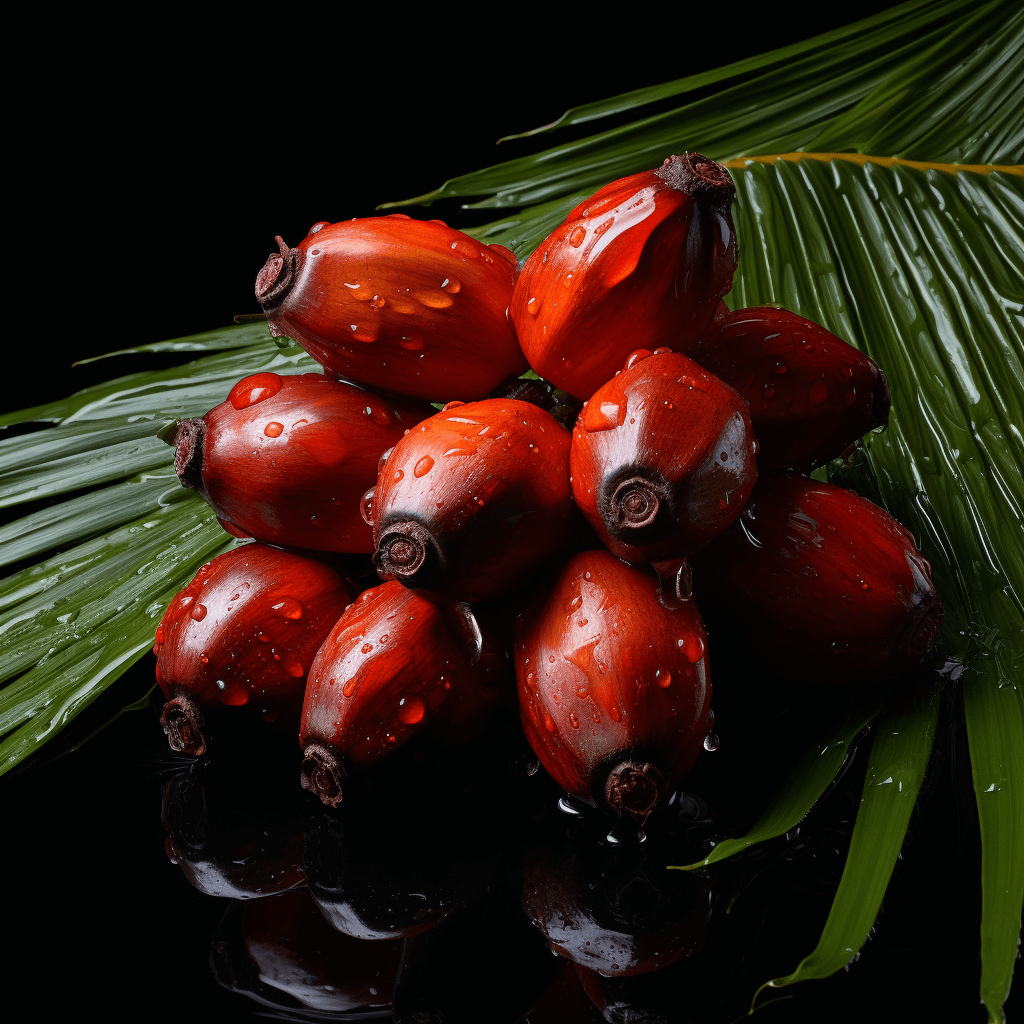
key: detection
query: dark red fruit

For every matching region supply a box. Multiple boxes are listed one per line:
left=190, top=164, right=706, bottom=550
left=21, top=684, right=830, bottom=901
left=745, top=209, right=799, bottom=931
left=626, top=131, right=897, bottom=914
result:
left=299, top=582, right=499, bottom=806
left=171, top=372, right=433, bottom=552
left=154, top=545, right=356, bottom=756
left=692, top=473, right=942, bottom=682
left=515, top=551, right=713, bottom=821
left=369, top=399, right=578, bottom=602
left=692, top=306, right=889, bottom=470
left=510, top=153, right=737, bottom=399
left=254, top=217, right=527, bottom=402
left=570, top=348, right=757, bottom=565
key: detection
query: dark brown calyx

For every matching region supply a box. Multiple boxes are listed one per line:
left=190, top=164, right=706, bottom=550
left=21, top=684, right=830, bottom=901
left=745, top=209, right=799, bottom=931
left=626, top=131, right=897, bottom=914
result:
left=373, top=521, right=445, bottom=589
left=604, top=760, right=666, bottom=824
left=170, top=418, right=205, bottom=490
left=255, top=236, right=299, bottom=310
left=300, top=744, right=346, bottom=808
left=603, top=472, right=670, bottom=544
left=160, top=696, right=206, bottom=757
left=656, top=152, right=735, bottom=206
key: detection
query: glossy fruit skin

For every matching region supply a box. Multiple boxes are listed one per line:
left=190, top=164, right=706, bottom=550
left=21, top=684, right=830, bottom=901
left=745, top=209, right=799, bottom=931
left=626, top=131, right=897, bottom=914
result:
left=154, top=545, right=356, bottom=755
left=515, top=550, right=712, bottom=818
left=369, top=399, right=578, bottom=603
left=172, top=372, right=432, bottom=553
left=254, top=216, right=527, bottom=402
left=692, top=306, right=889, bottom=470
left=692, top=473, right=942, bottom=682
left=299, top=582, right=499, bottom=806
left=570, top=349, right=757, bottom=564
left=509, top=153, right=737, bottom=399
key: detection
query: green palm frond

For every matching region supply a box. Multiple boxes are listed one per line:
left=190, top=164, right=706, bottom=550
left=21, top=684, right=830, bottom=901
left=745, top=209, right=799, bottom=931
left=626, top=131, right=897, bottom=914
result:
left=1, top=1, right=1021, bottom=1018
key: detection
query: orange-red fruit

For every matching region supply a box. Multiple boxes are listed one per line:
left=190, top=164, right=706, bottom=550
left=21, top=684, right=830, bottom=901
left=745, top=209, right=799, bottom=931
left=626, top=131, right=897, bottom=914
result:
left=299, top=582, right=498, bottom=806
left=570, top=349, right=757, bottom=564
left=369, top=399, right=577, bottom=602
left=692, top=306, right=889, bottom=470
left=254, top=217, right=527, bottom=402
left=172, top=372, right=432, bottom=552
left=154, top=545, right=356, bottom=756
left=509, top=153, right=737, bottom=399
left=692, top=474, right=942, bottom=682
left=515, top=551, right=712, bottom=820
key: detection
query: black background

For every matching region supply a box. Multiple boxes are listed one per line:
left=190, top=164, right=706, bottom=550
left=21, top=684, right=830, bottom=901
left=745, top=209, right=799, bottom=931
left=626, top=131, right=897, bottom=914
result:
left=5, top=6, right=1021, bottom=1022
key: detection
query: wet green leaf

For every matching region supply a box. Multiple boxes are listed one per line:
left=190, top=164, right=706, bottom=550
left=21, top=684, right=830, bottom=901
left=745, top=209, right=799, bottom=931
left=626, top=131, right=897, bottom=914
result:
left=384, top=0, right=1019, bottom=211
left=673, top=711, right=876, bottom=871
left=754, top=685, right=942, bottom=1001
left=71, top=321, right=275, bottom=364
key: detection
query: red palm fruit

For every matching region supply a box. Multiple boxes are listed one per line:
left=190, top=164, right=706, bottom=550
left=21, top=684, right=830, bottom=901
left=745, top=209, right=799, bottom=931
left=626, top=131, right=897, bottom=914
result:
left=515, top=550, right=713, bottom=821
left=692, top=306, right=889, bottom=470
left=509, top=153, right=737, bottom=399
left=299, top=582, right=500, bottom=807
left=170, top=372, right=432, bottom=552
left=154, top=545, right=356, bottom=756
left=691, top=473, right=942, bottom=682
left=368, top=399, right=577, bottom=602
left=254, top=216, right=527, bottom=402
left=569, top=349, right=757, bottom=565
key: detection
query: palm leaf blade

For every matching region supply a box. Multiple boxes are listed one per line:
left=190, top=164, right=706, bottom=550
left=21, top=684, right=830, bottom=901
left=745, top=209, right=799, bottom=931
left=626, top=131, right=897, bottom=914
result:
left=756, top=687, right=942, bottom=997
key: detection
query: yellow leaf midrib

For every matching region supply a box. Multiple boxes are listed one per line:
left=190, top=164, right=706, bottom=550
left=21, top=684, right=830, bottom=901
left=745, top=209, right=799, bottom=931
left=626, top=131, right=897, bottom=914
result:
left=726, top=153, right=1023, bottom=177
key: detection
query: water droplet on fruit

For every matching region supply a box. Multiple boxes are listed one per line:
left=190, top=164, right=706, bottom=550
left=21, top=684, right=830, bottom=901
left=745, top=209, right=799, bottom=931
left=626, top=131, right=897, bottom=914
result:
left=569, top=713, right=580, bottom=729
left=360, top=487, right=375, bottom=526
left=284, top=659, right=304, bottom=678
left=678, top=634, right=705, bottom=663
left=272, top=597, right=303, bottom=620
left=228, top=372, right=283, bottom=410
left=398, top=695, right=426, bottom=724
left=703, top=730, right=720, bottom=751
left=414, top=456, right=435, bottom=478
left=526, top=297, right=540, bottom=315
left=568, top=225, right=587, bottom=247
left=361, top=643, right=373, bottom=654
left=191, top=604, right=207, bottom=621
left=369, top=294, right=386, bottom=310
left=543, top=713, right=556, bottom=732
left=264, top=421, right=284, bottom=437
left=343, top=678, right=357, bottom=697
left=583, top=400, right=626, bottom=432
left=441, top=277, right=461, bottom=293
left=656, top=668, right=672, bottom=688
left=626, top=350, right=652, bottom=369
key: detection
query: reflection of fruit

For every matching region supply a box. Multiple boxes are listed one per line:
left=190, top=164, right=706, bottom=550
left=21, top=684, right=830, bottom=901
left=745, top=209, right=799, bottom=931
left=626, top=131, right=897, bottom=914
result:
left=510, top=153, right=737, bottom=398
left=303, top=801, right=497, bottom=941
left=693, top=473, right=943, bottom=682
left=299, top=582, right=498, bottom=807
left=692, top=306, right=889, bottom=471
left=161, top=765, right=305, bottom=899
left=254, top=217, right=526, bottom=401
left=154, top=545, right=355, bottom=756
left=515, top=551, right=713, bottom=821
left=211, top=890, right=401, bottom=1014
left=523, top=827, right=712, bottom=976
left=171, top=372, right=432, bottom=552
left=370, top=399, right=577, bottom=602
left=570, top=349, right=756, bottom=564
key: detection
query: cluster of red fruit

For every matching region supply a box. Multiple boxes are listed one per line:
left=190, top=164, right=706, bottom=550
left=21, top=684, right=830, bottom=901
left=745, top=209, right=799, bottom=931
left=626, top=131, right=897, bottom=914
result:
left=154, top=153, right=941, bottom=823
